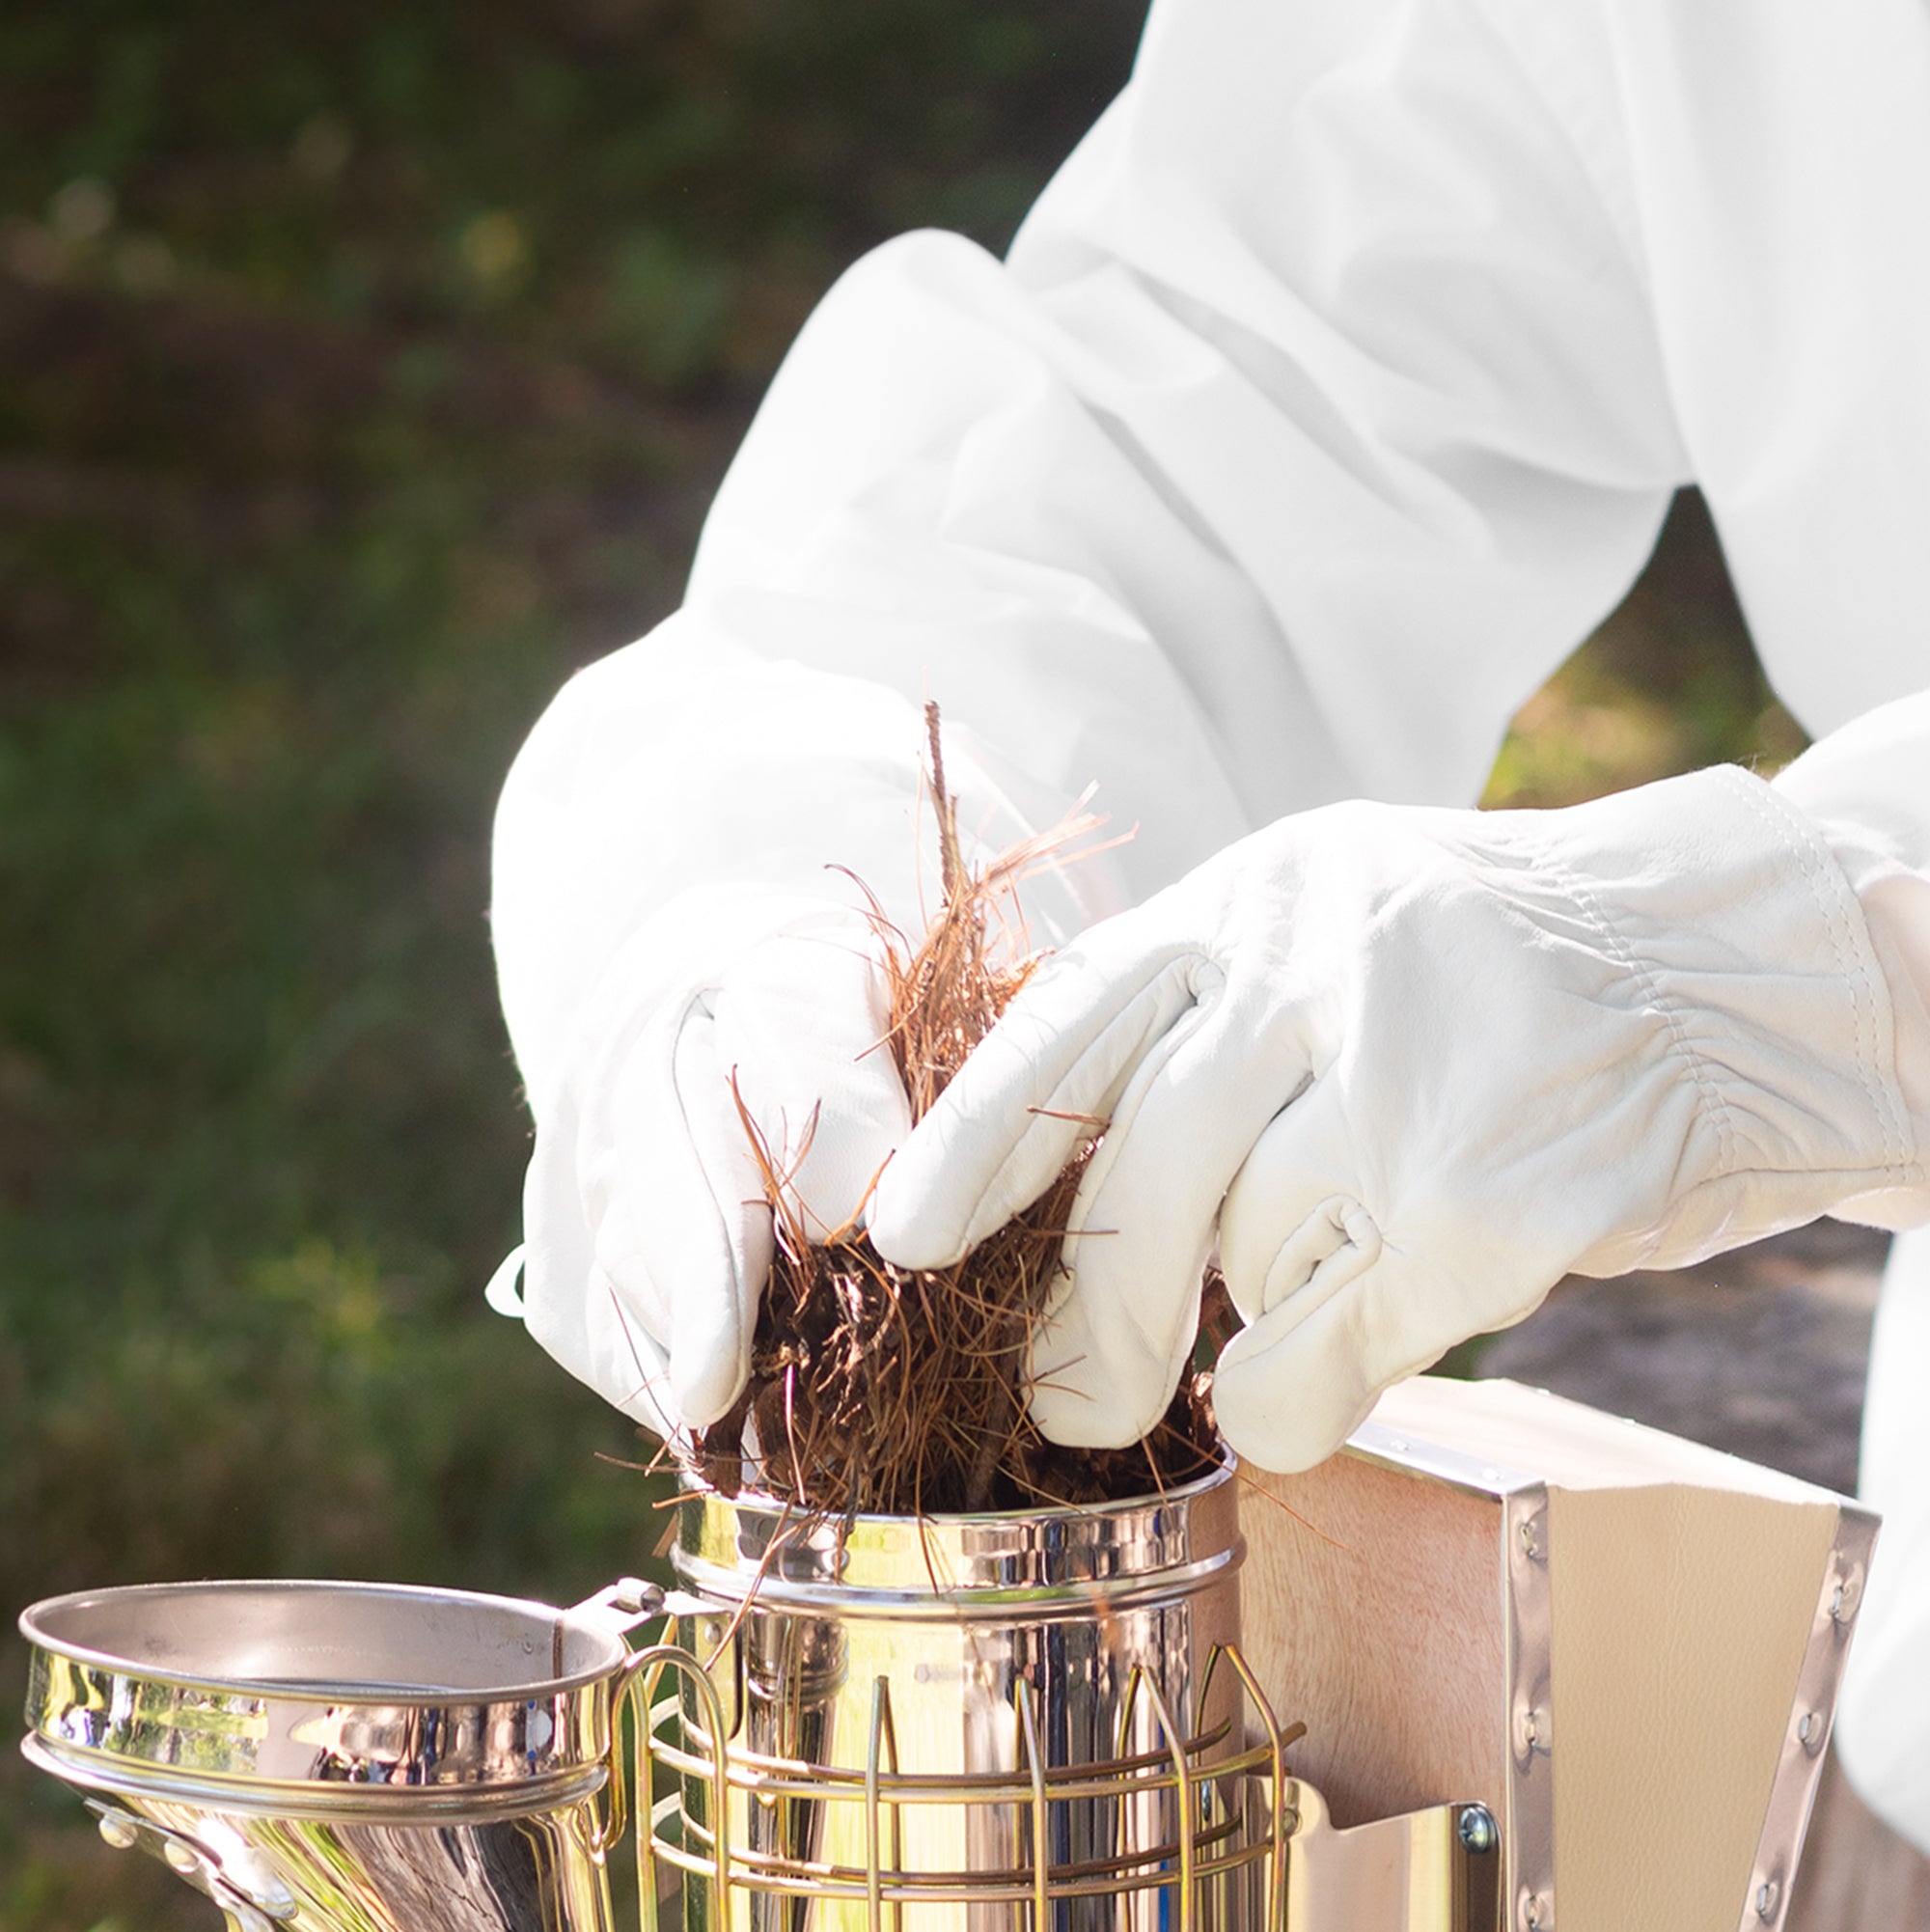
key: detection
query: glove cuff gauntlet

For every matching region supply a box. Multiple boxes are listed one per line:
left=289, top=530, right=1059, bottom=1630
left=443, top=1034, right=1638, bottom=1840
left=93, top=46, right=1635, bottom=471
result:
left=1517, top=763, right=1920, bottom=1273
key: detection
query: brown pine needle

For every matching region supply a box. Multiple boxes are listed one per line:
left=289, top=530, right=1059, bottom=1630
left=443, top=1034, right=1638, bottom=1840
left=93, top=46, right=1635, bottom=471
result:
left=689, top=707, right=1218, bottom=1518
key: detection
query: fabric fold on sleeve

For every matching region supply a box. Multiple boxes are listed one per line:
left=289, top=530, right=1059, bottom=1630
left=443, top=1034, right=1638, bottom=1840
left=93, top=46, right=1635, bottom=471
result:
left=1773, top=690, right=1930, bottom=1227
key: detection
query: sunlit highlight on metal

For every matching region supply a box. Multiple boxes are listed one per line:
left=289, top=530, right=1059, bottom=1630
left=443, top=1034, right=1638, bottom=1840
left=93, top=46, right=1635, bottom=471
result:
left=17, top=1473, right=1503, bottom=1931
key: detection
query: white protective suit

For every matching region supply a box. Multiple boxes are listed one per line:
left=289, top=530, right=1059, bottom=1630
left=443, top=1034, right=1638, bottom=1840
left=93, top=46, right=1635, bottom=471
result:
left=492, top=0, right=1930, bottom=1850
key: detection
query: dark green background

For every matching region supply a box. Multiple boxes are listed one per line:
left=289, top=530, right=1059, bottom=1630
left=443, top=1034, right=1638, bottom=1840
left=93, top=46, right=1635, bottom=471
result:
left=0, top=6, right=1796, bottom=1922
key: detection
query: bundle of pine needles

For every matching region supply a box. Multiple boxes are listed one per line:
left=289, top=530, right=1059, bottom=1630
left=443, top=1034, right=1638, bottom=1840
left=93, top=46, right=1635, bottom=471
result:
left=692, top=706, right=1222, bottom=1517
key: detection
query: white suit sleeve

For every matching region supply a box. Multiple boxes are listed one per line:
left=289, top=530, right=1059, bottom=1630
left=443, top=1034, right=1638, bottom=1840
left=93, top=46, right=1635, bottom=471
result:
left=1782, top=700, right=1930, bottom=1857
left=493, top=0, right=1693, bottom=1105
left=1772, top=692, right=1930, bottom=1224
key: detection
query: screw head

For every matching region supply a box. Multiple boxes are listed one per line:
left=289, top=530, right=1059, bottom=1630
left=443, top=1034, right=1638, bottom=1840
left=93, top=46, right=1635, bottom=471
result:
left=1458, top=1805, right=1499, bottom=1854
left=1519, top=1703, right=1552, bottom=1754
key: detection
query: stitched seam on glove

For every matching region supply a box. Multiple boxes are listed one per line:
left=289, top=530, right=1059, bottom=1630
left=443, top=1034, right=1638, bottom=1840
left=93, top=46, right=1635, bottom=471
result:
left=1527, top=837, right=1741, bottom=1189
left=1722, top=765, right=1916, bottom=1182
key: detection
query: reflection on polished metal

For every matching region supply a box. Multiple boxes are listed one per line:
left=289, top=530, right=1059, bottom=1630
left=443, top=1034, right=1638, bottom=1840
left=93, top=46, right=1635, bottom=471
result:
left=647, top=1463, right=1257, bottom=1931
left=641, top=1460, right=1306, bottom=1932
left=1279, top=1780, right=1503, bottom=1932
left=1741, top=1507, right=1882, bottom=1932
left=19, top=1576, right=662, bottom=1932
left=638, top=1462, right=1496, bottom=1932
left=20, top=1519, right=1506, bottom=1930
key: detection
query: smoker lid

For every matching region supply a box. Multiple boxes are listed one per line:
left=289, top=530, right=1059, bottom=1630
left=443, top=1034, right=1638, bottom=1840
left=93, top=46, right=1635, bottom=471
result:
left=19, top=1577, right=639, bottom=1811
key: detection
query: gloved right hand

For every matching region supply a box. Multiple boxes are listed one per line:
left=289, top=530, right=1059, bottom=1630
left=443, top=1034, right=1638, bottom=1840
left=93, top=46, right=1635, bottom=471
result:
left=871, top=764, right=1920, bottom=1471
left=517, top=883, right=912, bottom=1440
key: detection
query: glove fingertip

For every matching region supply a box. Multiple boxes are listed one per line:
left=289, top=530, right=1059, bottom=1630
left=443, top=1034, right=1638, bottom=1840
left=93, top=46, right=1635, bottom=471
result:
left=647, top=1192, right=769, bottom=1432
left=1212, top=1307, right=1379, bottom=1476
left=671, top=1343, right=751, bottom=1432
left=867, top=1111, right=1027, bottom=1266
left=865, top=1159, right=975, bottom=1269
left=1026, top=1293, right=1172, bottom=1450
left=1028, top=1370, right=1157, bottom=1450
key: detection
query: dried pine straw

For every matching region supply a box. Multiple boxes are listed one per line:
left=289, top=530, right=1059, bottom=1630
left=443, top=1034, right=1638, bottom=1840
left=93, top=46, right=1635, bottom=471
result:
left=693, top=705, right=1223, bottom=1517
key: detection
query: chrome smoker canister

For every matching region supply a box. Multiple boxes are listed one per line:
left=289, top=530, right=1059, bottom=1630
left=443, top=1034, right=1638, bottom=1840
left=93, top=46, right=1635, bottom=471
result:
left=638, top=1459, right=1282, bottom=1932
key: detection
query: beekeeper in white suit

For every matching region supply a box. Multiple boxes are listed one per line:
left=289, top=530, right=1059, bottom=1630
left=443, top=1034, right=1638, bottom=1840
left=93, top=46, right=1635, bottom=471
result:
left=492, top=0, right=1930, bottom=1853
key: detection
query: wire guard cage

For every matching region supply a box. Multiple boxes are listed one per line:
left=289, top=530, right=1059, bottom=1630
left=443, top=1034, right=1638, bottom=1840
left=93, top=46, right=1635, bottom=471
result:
left=637, top=1462, right=1283, bottom=1932
left=631, top=1638, right=1299, bottom=1932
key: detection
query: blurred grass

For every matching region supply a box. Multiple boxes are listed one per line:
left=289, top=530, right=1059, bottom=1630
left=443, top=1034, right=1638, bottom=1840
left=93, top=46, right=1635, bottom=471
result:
left=0, top=5, right=1800, bottom=1926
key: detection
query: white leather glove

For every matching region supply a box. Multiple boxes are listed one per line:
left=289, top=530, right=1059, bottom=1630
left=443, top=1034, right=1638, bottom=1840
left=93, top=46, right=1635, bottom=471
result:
left=519, top=884, right=911, bottom=1439
left=870, top=764, right=1920, bottom=1471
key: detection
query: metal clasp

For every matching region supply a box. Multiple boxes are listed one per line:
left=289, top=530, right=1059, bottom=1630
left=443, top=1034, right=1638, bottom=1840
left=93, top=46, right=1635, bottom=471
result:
left=570, top=1575, right=667, bottom=1634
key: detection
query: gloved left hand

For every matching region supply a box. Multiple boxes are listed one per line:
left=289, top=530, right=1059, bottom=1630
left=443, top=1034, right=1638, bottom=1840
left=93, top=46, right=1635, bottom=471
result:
left=869, top=763, right=1917, bottom=1471
left=517, top=886, right=913, bottom=1441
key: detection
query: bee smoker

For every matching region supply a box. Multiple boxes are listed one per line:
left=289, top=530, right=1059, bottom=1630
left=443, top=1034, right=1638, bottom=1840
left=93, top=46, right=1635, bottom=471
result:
left=20, top=1378, right=1872, bottom=1932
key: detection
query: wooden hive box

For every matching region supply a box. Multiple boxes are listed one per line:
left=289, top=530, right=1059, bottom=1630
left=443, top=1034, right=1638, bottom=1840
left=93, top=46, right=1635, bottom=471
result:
left=1241, top=1376, right=1878, bottom=1932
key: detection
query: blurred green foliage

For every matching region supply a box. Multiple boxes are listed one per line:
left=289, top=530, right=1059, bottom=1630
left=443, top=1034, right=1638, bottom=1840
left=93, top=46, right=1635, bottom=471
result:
left=0, top=5, right=1140, bottom=1923
left=1484, top=490, right=1807, bottom=811
left=0, top=4, right=1796, bottom=1925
